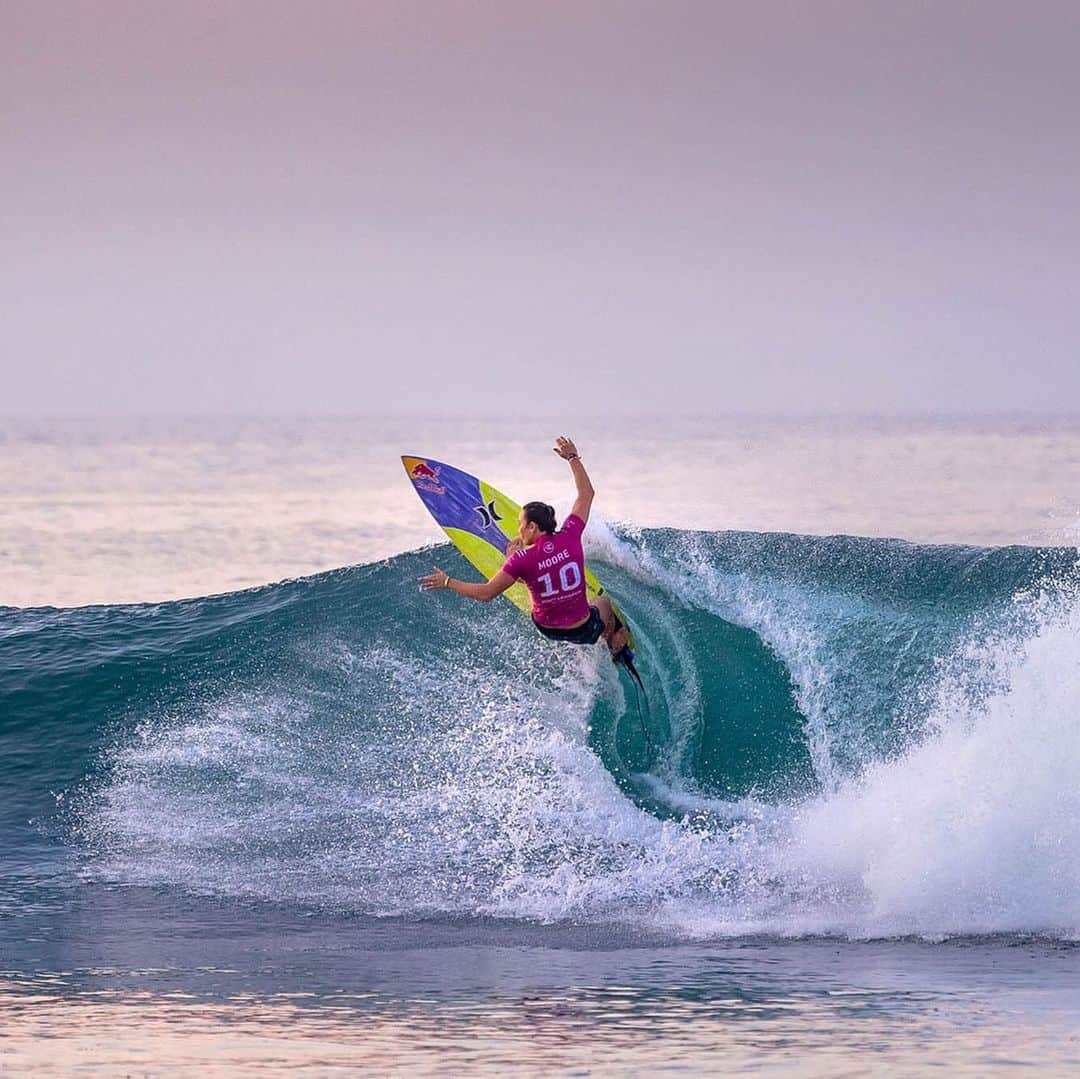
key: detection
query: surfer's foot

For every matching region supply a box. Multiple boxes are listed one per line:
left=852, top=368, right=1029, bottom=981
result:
left=594, top=595, right=629, bottom=657
left=607, top=620, right=630, bottom=658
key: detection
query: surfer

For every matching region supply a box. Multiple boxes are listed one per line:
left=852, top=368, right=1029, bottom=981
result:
left=419, top=437, right=630, bottom=658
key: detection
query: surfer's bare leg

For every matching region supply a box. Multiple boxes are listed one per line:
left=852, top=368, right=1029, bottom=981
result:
left=594, top=595, right=629, bottom=657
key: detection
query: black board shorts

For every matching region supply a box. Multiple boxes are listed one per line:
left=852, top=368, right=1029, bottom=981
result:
left=533, top=606, right=605, bottom=645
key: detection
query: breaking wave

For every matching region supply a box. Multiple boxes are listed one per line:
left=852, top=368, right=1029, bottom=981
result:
left=3, top=527, right=1078, bottom=939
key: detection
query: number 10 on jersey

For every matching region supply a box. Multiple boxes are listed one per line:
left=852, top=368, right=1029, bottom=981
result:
left=536, top=561, right=583, bottom=599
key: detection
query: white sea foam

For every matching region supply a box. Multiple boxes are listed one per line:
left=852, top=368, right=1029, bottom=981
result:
left=788, top=589, right=1080, bottom=937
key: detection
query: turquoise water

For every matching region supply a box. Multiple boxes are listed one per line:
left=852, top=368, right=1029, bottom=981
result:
left=3, top=418, right=1080, bottom=1072
left=4, top=527, right=1079, bottom=937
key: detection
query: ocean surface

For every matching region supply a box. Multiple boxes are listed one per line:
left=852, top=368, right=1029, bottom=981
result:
left=3, top=416, right=1080, bottom=1074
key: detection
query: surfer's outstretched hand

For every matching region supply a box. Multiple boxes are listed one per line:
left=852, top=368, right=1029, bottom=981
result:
left=553, top=436, right=579, bottom=460
left=419, top=566, right=450, bottom=591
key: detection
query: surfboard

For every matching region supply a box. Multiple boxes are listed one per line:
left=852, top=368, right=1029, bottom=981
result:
left=402, top=455, right=637, bottom=656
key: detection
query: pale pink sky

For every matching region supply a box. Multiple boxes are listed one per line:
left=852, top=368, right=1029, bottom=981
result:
left=4, top=1, right=1079, bottom=415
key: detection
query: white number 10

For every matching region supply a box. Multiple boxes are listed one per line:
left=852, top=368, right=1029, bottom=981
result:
left=537, top=561, right=582, bottom=598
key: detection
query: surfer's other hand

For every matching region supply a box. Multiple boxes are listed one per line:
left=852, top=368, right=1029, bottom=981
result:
left=419, top=567, right=450, bottom=591
left=553, top=436, right=579, bottom=460
left=505, top=537, right=524, bottom=556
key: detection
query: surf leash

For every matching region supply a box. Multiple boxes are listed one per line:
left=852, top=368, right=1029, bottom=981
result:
left=617, top=647, right=653, bottom=759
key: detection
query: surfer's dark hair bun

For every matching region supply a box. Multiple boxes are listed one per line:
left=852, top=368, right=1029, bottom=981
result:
left=523, top=501, right=557, bottom=534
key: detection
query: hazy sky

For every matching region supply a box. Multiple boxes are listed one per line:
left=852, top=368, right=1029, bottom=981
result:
left=4, top=1, right=1079, bottom=416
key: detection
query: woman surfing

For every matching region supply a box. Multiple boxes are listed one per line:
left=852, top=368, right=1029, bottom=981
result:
left=419, top=437, right=631, bottom=661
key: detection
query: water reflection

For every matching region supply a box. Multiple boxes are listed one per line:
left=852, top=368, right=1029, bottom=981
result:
left=4, top=934, right=1079, bottom=1075
left=3, top=886, right=1079, bottom=1073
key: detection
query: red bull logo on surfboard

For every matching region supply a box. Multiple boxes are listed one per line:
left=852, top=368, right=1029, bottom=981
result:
left=403, top=457, right=446, bottom=495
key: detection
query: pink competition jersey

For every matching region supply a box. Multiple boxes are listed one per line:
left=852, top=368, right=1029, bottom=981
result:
left=501, top=514, right=591, bottom=628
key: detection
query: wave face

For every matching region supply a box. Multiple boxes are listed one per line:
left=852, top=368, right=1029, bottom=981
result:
left=3, top=528, right=1079, bottom=938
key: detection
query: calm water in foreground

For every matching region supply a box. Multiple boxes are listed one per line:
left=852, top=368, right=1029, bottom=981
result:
left=3, top=415, right=1080, bottom=1074
left=4, top=888, right=1079, bottom=1075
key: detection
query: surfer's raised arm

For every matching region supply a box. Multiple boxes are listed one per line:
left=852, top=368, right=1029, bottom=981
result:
left=554, top=436, right=594, bottom=526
